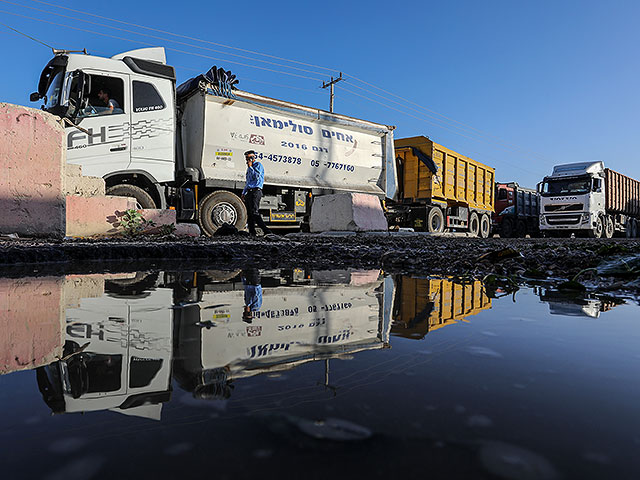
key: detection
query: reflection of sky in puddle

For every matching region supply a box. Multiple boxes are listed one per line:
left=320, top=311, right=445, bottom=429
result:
left=0, top=270, right=638, bottom=479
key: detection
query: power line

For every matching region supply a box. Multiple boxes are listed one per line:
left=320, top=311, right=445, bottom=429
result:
left=339, top=85, right=546, bottom=177
left=0, top=9, right=325, bottom=82
left=26, top=0, right=340, bottom=74
left=0, top=18, right=51, bottom=48
left=0, top=0, right=336, bottom=79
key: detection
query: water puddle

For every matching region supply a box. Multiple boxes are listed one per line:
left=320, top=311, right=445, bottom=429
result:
left=0, top=269, right=638, bottom=479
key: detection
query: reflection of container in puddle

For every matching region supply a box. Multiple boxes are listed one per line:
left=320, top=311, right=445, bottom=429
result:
left=391, top=277, right=491, bottom=339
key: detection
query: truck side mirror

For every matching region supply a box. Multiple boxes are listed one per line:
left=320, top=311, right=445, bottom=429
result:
left=30, top=92, right=41, bottom=102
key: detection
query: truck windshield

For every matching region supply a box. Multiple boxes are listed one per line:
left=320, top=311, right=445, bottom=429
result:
left=541, top=176, right=591, bottom=195
left=44, top=70, right=65, bottom=111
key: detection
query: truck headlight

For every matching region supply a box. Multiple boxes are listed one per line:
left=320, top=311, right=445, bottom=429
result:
left=582, top=213, right=590, bottom=223
left=539, top=215, right=545, bottom=225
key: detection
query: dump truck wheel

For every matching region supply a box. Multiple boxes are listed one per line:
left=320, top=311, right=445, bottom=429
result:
left=626, top=219, right=634, bottom=238
left=604, top=215, right=614, bottom=239
left=515, top=220, right=527, bottom=238
left=427, top=207, right=445, bottom=233
left=587, top=217, right=603, bottom=238
left=106, top=184, right=156, bottom=209
left=500, top=218, right=514, bottom=238
left=480, top=214, right=491, bottom=238
left=199, top=191, right=247, bottom=237
left=468, top=212, right=480, bottom=237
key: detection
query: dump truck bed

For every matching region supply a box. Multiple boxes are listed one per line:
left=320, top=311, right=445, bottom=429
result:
left=605, top=168, right=640, bottom=217
left=395, top=136, right=494, bottom=212
left=179, top=89, right=397, bottom=198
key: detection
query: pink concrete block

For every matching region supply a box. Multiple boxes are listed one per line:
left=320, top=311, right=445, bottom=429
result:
left=66, top=195, right=137, bottom=237
left=310, top=192, right=388, bottom=232
left=0, top=277, right=64, bottom=375
left=174, top=223, right=202, bottom=237
left=0, top=103, right=66, bottom=238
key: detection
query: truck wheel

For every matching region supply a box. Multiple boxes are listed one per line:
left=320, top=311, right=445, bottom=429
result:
left=106, top=184, right=156, bottom=209
left=587, top=217, right=603, bottom=238
left=199, top=191, right=247, bottom=237
left=427, top=207, right=445, bottom=233
left=634, top=219, right=639, bottom=238
left=604, top=216, right=614, bottom=239
left=516, top=220, right=527, bottom=238
left=500, top=218, right=514, bottom=238
left=468, top=212, right=480, bottom=237
left=480, top=214, right=491, bottom=238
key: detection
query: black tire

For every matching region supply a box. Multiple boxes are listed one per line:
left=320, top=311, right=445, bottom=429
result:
left=604, top=215, right=614, bottom=239
left=106, top=184, right=156, bottom=209
left=634, top=219, right=639, bottom=238
left=516, top=220, right=527, bottom=238
left=427, top=207, right=445, bottom=233
left=468, top=212, right=480, bottom=237
left=500, top=218, right=514, bottom=238
left=199, top=191, right=247, bottom=237
left=479, top=214, right=491, bottom=238
left=587, top=217, right=603, bottom=238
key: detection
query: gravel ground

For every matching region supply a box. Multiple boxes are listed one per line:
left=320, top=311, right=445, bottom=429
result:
left=1, top=233, right=639, bottom=294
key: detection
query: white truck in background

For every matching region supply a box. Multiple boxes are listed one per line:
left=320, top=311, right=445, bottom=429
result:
left=538, top=161, right=640, bottom=238
left=32, top=47, right=397, bottom=235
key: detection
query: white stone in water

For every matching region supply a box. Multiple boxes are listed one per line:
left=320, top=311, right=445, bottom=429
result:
left=467, top=415, right=493, bottom=427
left=465, top=346, right=504, bottom=359
left=164, top=443, right=193, bottom=456
left=294, top=417, right=373, bottom=441
left=479, top=441, right=559, bottom=480
left=48, top=437, right=87, bottom=454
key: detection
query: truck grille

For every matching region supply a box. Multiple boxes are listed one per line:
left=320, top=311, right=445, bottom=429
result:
left=546, top=214, right=582, bottom=225
left=544, top=203, right=583, bottom=212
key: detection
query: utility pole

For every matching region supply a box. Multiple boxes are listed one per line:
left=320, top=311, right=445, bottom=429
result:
left=321, top=73, right=343, bottom=113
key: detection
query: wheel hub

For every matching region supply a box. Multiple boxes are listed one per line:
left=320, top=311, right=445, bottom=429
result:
left=211, top=202, right=237, bottom=225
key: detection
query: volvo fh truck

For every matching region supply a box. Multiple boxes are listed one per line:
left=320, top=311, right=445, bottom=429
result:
left=31, top=47, right=397, bottom=235
left=538, top=162, right=640, bottom=238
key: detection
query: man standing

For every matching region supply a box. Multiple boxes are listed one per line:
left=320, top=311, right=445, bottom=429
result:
left=242, top=150, right=273, bottom=236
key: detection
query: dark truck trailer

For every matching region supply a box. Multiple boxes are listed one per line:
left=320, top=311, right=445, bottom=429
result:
left=493, top=182, right=540, bottom=237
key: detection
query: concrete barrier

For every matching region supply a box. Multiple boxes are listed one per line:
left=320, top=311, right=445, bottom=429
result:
left=0, top=103, right=66, bottom=238
left=66, top=195, right=137, bottom=237
left=310, top=192, right=388, bottom=232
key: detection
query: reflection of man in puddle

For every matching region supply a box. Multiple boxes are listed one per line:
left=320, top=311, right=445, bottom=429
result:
left=242, top=268, right=262, bottom=323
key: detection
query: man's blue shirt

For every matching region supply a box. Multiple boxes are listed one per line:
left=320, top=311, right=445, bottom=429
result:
left=242, top=161, right=265, bottom=195
left=243, top=284, right=263, bottom=312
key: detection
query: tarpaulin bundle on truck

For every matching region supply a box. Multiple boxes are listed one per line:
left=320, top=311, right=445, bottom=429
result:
left=605, top=169, right=640, bottom=217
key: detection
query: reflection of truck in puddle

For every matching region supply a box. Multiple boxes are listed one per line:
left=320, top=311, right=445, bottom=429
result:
left=37, top=270, right=393, bottom=414
left=391, top=277, right=491, bottom=339
left=537, top=288, right=623, bottom=318
left=172, top=270, right=392, bottom=399
left=37, top=273, right=174, bottom=420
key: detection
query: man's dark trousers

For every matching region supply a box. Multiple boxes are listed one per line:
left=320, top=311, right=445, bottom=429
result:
left=244, top=188, right=272, bottom=235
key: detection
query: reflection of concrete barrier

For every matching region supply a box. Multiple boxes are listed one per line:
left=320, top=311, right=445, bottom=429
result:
left=0, top=103, right=66, bottom=237
left=0, top=277, right=65, bottom=375
left=310, top=192, right=388, bottom=232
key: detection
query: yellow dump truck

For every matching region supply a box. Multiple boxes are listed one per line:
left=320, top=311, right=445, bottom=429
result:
left=388, top=136, right=495, bottom=237
left=391, top=276, right=491, bottom=340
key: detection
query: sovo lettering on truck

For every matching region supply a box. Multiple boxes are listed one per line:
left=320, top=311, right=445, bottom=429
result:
left=247, top=341, right=295, bottom=359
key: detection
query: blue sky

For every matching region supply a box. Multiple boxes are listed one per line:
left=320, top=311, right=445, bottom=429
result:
left=1, top=0, right=638, bottom=187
